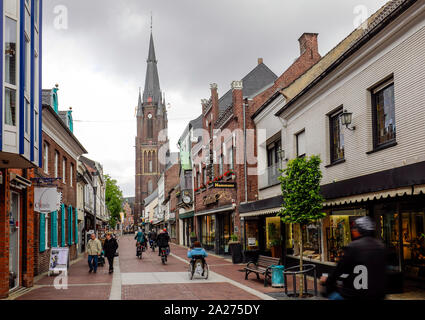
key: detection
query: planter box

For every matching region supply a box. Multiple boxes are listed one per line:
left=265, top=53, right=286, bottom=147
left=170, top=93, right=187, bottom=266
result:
left=229, top=243, right=243, bottom=264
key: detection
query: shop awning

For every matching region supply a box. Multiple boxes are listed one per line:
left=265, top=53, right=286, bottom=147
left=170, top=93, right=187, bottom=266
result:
left=323, top=186, right=412, bottom=207
left=240, top=207, right=281, bottom=218
left=152, top=219, right=164, bottom=225
left=179, top=211, right=194, bottom=219
left=195, top=205, right=234, bottom=217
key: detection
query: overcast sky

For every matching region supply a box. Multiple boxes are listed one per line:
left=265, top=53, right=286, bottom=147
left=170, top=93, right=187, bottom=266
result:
left=42, top=0, right=388, bottom=197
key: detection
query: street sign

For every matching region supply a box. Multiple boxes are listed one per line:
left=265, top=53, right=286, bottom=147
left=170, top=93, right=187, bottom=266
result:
left=34, top=187, right=62, bottom=213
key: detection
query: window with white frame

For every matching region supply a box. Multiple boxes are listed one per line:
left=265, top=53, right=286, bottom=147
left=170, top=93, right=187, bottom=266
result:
left=5, top=14, right=18, bottom=127
left=63, top=158, right=67, bottom=184
left=70, top=164, right=74, bottom=187
left=296, top=130, right=306, bottom=158
left=43, top=143, right=49, bottom=174
left=54, top=152, right=59, bottom=178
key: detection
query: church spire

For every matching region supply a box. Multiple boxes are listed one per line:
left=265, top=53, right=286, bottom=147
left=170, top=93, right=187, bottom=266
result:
left=143, top=29, right=161, bottom=105
left=137, top=87, right=143, bottom=117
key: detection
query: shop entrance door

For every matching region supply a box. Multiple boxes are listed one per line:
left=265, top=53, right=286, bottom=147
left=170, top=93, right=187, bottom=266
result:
left=400, top=212, right=425, bottom=280
left=9, top=192, right=20, bottom=290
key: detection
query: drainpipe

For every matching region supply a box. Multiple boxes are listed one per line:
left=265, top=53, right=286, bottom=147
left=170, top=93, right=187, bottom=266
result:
left=243, top=99, right=248, bottom=203
left=22, top=169, right=28, bottom=279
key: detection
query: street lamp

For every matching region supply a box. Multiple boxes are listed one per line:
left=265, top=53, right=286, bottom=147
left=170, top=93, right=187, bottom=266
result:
left=92, top=171, right=99, bottom=235
left=341, top=110, right=356, bottom=131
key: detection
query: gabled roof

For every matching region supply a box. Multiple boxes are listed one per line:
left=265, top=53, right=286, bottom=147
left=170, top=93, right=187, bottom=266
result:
left=218, top=63, right=277, bottom=114
left=275, top=0, right=417, bottom=116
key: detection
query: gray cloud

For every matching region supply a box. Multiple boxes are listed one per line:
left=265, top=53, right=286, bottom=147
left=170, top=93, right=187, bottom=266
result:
left=42, top=0, right=388, bottom=196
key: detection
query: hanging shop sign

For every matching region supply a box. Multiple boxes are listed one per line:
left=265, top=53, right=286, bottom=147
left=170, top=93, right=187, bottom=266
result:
left=213, top=182, right=236, bottom=189
left=48, top=247, right=69, bottom=276
left=34, top=187, right=62, bottom=213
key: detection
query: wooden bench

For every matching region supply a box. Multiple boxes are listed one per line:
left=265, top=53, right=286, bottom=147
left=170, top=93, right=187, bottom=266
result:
left=244, top=255, right=281, bottom=287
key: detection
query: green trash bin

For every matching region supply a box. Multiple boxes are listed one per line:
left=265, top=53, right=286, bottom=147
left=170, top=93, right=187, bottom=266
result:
left=271, top=265, right=285, bottom=288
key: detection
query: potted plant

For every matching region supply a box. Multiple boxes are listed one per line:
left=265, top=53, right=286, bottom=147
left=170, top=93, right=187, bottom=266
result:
left=229, top=234, right=243, bottom=264
left=267, top=223, right=281, bottom=258
left=278, top=155, right=326, bottom=298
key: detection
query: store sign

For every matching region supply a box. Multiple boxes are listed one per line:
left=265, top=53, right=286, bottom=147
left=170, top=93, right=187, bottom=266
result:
left=34, top=188, right=61, bottom=213
left=214, top=182, right=236, bottom=189
left=203, top=194, right=219, bottom=206
left=49, top=247, right=69, bottom=274
left=248, top=238, right=257, bottom=246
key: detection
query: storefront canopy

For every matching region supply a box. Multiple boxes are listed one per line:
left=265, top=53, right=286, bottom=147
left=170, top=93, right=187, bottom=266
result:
left=179, top=211, right=194, bottom=219
left=323, top=186, right=414, bottom=207
left=240, top=207, right=281, bottom=218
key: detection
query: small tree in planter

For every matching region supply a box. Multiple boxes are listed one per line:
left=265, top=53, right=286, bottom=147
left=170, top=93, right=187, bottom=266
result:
left=278, top=155, right=325, bottom=297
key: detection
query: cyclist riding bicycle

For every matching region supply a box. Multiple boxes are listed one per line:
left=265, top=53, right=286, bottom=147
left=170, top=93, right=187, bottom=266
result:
left=148, top=230, right=157, bottom=248
left=157, top=228, right=171, bottom=257
left=187, top=241, right=208, bottom=275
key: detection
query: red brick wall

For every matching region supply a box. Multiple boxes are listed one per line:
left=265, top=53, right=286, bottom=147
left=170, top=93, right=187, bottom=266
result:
left=0, top=168, right=35, bottom=298
left=33, top=132, right=78, bottom=276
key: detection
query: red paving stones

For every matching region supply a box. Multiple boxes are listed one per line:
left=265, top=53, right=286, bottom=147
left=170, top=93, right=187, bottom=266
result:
left=122, top=283, right=259, bottom=300
left=16, top=285, right=111, bottom=300
left=118, top=236, right=187, bottom=273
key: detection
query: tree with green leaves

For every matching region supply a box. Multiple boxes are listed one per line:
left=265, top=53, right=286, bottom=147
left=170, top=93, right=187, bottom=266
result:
left=105, top=174, right=124, bottom=229
left=278, top=155, right=325, bottom=297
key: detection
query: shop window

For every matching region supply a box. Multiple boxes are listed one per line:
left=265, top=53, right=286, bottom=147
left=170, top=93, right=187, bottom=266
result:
left=372, top=78, right=396, bottom=148
left=266, top=217, right=281, bottom=250
left=292, top=222, right=322, bottom=261
left=245, top=220, right=259, bottom=251
left=201, top=215, right=215, bottom=251
left=62, top=158, right=67, bottom=184
left=329, top=108, right=345, bottom=163
left=324, top=209, right=366, bottom=262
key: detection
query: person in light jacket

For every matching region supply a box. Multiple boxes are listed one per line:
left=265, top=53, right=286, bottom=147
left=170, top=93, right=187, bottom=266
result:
left=187, top=241, right=208, bottom=273
left=87, top=233, right=103, bottom=273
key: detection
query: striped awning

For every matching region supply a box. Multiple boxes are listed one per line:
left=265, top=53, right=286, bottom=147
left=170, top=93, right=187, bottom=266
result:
left=240, top=207, right=281, bottom=218
left=323, top=186, right=412, bottom=207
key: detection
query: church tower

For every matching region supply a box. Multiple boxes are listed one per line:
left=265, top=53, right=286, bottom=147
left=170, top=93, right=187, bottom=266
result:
left=135, top=30, right=169, bottom=226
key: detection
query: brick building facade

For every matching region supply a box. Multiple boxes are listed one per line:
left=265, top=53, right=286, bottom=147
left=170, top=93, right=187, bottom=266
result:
left=135, top=32, right=169, bottom=227
left=32, top=92, right=87, bottom=276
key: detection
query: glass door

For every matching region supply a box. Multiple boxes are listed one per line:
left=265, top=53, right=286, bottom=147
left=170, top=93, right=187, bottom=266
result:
left=401, top=212, right=425, bottom=279
left=9, top=192, right=20, bottom=290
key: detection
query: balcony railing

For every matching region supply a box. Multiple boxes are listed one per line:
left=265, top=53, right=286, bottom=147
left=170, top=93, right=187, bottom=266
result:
left=258, top=163, right=282, bottom=189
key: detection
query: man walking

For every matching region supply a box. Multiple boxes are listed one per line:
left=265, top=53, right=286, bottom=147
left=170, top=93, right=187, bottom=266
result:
left=103, top=233, right=119, bottom=274
left=87, top=233, right=103, bottom=273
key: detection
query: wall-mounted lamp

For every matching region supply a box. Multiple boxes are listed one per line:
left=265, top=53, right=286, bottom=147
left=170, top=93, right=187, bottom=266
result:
left=341, top=110, right=356, bottom=131
left=277, top=147, right=287, bottom=161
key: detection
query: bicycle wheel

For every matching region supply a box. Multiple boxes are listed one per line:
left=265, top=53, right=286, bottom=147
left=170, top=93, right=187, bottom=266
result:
left=204, top=263, right=209, bottom=280
left=188, top=263, right=194, bottom=280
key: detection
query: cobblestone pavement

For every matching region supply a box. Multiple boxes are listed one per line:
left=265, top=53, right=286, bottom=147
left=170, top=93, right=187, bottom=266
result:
left=13, top=235, right=278, bottom=300
left=10, top=235, right=425, bottom=300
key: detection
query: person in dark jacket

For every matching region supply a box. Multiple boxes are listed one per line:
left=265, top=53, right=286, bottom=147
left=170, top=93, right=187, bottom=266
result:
left=321, top=216, right=387, bottom=300
left=157, top=229, right=171, bottom=256
left=103, top=233, right=119, bottom=274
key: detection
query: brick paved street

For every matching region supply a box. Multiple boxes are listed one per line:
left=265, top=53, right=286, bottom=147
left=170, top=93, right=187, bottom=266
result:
left=13, top=235, right=287, bottom=300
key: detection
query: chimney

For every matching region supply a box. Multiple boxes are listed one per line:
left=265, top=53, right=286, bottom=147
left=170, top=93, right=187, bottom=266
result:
left=210, top=83, right=219, bottom=123
left=257, top=58, right=263, bottom=65
left=298, top=33, right=319, bottom=57
left=231, top=80, right=244, bottom=119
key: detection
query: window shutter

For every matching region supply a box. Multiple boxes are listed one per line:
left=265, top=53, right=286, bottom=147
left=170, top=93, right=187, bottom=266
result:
left=51, top=211, right=58, bottom=248
left=61, top=204, right=66, bottom=247
left=68, top=206, right=73, bottom=245
left=40, top=214, right=46, bottom=252
left=75, top=208, right=79, bottom=245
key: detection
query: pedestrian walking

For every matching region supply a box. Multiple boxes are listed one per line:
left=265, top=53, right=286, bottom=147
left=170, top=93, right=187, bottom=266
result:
left=87, top=233, right=103, bottom=273
left=103, top=233, right=119, bottom=274
left=320, top=216, right=387, bottom=300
